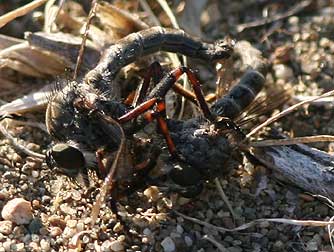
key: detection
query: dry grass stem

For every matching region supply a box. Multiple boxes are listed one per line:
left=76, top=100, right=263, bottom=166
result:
left=73, top=0, right=98, bottom=79
left=91, top=116, right=126, bottom=225
left=0, top=124, right=45, bottom=160
left=250, top=135, right=334, bottom=147
left=246, top=89, right=334, bottom=139
left=175, top=210, right=334, bottom=233
left=236, top=0, right=312, bottom=32
left=0, top=0, right=47, bottom=29
left=203, top=235, right=228, bottom=252
left=214, top=178, right=236, bottom=221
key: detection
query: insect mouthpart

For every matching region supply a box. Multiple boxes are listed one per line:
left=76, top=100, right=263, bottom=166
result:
left=46, top=143, right=86, bottom=178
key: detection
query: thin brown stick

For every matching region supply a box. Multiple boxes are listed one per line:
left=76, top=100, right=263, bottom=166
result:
left=236, top=0, right=312, bottom=32
left=246, top=89, right=334, bottom=140
left=0, top=0, right=47, bottom=29
left=175, top=210, right=334, bottom=233
left=250, top=135, right=334, bottom=147
left=73, top=0, right=98, bottom=80
left=91, top=114, right=125, bottom=225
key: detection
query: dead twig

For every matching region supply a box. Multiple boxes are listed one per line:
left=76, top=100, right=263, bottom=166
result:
left=73, top=0, right=98, bottom=80
left=214, top=178, right=236, bottom=222
left=175, top=210, right=334, bottom=233
left=249, top=135, right=334, bottom=147
left=0, top=0, right=47, bottom=29
left=236, top=0, right=312, bottom=33
left=203, top=235, right=228, bottom=252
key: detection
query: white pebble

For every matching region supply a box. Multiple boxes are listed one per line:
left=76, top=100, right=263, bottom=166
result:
left=273, top=64, right=294, bottom=81
left=109, top=240, right=124, bottom=252
left=62, top=227, right=76, bottom=239
left=13, top=243, right=25, bottom=252
left=40, top=239, right=51, bottom=251
left=176, top=224, right=183, bottom=234
left=143, top=186, right=160, bottom=201
left=143, top=228, right=152, bottom=236
left=31, top=170, right=39, bottom=178
left=67, top=219, right=77, bottom=228
left=112, top=222, right=123, bottom=233
left=1, top=198, right=33, bottom=225
left=161, top=237, right=176, bottom=252
left=184, top=236, right=193, bottom=247
left=0, top=221, right=12, bottom=235
left=100, top=240, right=112, bottom=252
left=3, top=241, right=11, bottom=252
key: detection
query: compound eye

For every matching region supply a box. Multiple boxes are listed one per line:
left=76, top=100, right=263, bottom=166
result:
left=47, top=143, right=86, bottom=176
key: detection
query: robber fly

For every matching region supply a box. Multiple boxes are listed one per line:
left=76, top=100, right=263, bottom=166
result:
left=45, top=27, right=233, bottom=181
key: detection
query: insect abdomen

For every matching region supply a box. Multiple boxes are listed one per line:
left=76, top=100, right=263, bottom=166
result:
left=211, top=70, right=265, bottom=119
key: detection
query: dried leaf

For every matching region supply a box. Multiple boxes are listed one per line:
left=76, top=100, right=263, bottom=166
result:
left=0, top=34, right=24, bottom=50
left=0, top=42, right=66, bottom=76
left=0, top=0, right=47, bottom=29
left=96, top=2, right=149, bottom=40
left=0, top=85, right=51, bottom=116
left=26, top=32, right=100, bottom=71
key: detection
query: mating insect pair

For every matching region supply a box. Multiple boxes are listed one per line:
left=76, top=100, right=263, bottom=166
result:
left=45, top=27, right=266, bottom=198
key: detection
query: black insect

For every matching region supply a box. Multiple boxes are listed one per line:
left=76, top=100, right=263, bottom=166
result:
left=45, top=27, right=267, bottom=198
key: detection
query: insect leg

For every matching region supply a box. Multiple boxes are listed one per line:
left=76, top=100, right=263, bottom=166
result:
left=134, top=62, right=164, bottom=107
left=134, top=62, right=199, bottom=106
left=148, top=66, right=214, bottom=121
left=152, top=100, right=177, bottom=156
left=118, top=98, right=157, bottom=123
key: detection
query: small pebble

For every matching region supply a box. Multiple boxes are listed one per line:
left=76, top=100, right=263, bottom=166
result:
left=28, top=242, right=39, bottom=251
left=28, top=218, right=43, bottom=234
left=3, top=241, right=11, bottom=252
left=31, top=170, right=39, bottom=178
left=161, top=237, right=176, bottom=252
left=101, top=240, right=112, bottom=252
left=11, top=242, right=25, bottom=252
left=184, top=236, right=193, bottom=247
left=143, top=228, right=151, bottom=236
left=0, top=190, right=9, bottom=201
left=109, top=240, right=124, bottom=252
left=48, top=216, right=66, bottom=229
left=40, top=239, right=51, bottom=251
left=113, top=222, right=123, bottom=233
left=142, top=236, right=150, bottom=244
left=49, top=226, right=63, bottom=237
left=1, top=198, right=33, bottom=225
left=31, top=200, right=40, bottom=209
left=143, top=186, right=160, bottom=202
left=67, top=220, right=77, bottom=228
left=76, top=222, right=84, bottom=232
left=60, top=204, right=76, bottom=216
left=62, top=227, right=76, bottom=239
left=273, top=64, right=294, bottom=81
left=0, top=221, right=12, bottom=235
